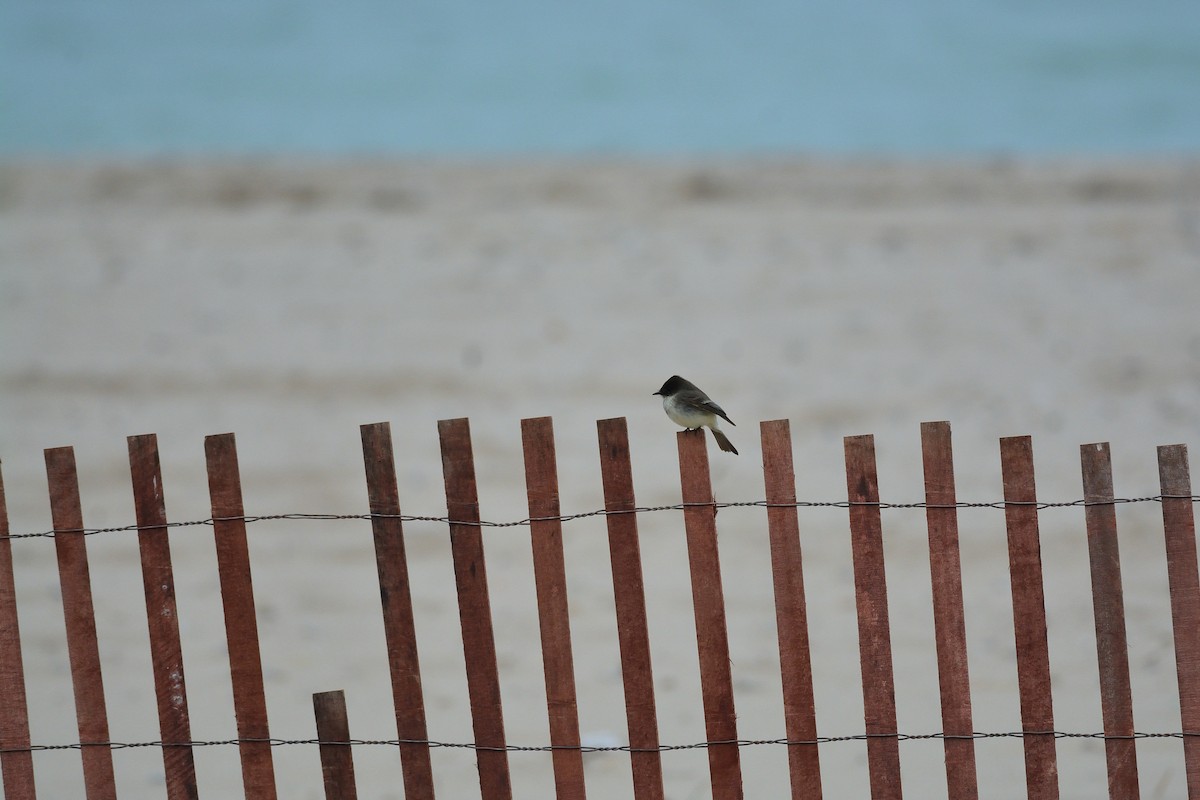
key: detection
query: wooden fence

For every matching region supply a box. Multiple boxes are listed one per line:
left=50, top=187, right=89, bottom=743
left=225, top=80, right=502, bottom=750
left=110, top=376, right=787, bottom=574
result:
left=0, top=418, right=1197, bottom=800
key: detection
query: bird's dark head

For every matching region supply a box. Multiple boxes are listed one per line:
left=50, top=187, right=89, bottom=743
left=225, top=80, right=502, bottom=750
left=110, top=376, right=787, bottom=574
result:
left=653, top=375, right=686, bottom=396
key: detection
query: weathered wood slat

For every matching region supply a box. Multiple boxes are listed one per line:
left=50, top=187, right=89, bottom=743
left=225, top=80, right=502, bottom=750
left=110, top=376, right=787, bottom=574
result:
left=128, top=434, right=199, bottom=800
left=360, top=422, right=436, bottom=800
left=676, top=429, right=742, bottom=800
left=205, top=433, right=278, bottom=800
left=844, top=435, right=902, bottom=800
left=920, top=421, right=978, bottom=800
left=0, top=460, right=37, bottom=799
left=759, top=420, right=822, bottom=799
left=999, top=436, right=1059, bottom=800
left=45, top=446, right=117, bottom=800
left=438, top=418, right=512, bottom=800
left=1080, top=442, right=1139, bottom=799
left=313, top=690, right=358, bottom=800
left=597, top=417, right=665, bottom=800
left=521, top=417, right=586, bottom=800
left=1157, top=444, right=1200, bottom=798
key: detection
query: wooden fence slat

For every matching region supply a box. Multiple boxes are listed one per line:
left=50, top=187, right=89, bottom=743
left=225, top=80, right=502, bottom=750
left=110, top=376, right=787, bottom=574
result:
left=999, top=436, right=1060, bottom=800
left=359, top=422, right=436, bottom=800
left=520, top=417, right=587, bottom=800
left=204, top=433, right=278, bottom=800
left=596, top=418, right=665, bottom=800
left=843, top=435, right=903, bottom=800
left=437, top=418, right=512, bottom=800
left=759, top=420, right=822, bottom=799
left=127, top=434, right=199, bottom=800
left=676, top=429, right=743, bottom=800
left=0, top=460, right=37, bottom=800
left=1081, top=443, right=1140, bottom=799
left=44, top=446, right=118, bottom=800
left=919, top=421, right=978, bottom=800
left=1157, top=444, right=1200, bottom=798
left=313, top=690, right=358, bottom=800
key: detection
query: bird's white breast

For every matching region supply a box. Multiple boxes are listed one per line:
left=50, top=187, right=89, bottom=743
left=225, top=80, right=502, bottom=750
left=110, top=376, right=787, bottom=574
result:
left=663, top=395, right=715, bottom=428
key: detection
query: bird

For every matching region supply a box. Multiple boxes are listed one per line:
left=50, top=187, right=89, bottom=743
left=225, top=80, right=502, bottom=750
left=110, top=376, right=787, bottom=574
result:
left=653, top=375, right=738, bottom=455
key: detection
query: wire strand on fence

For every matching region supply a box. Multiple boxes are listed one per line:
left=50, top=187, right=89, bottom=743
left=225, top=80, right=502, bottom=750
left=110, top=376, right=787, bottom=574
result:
left=2, top=730, right=1197, bottom=756
left=5, top=495, right=1197, bottom=541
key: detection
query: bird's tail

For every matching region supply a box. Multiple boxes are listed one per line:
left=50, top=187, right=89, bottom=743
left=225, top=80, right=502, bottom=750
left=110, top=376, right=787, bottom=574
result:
left=710, top=428, right=738, bottom=455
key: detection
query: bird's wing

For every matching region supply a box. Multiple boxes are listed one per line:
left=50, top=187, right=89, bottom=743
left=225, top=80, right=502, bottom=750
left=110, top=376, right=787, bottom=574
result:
left=681, top=395, right=735, bottom=426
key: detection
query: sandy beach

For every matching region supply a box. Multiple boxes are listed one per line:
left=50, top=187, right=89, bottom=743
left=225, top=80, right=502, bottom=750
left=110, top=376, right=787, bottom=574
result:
left=2, top=158, right=1200, bottom=799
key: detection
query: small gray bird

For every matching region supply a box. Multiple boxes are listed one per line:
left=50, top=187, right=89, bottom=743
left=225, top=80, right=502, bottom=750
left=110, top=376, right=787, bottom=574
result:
left=653, top=375, right=738, bottom=455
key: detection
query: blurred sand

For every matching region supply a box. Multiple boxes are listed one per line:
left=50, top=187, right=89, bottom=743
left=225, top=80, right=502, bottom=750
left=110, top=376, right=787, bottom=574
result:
left=2, top=158, right=1200, bottom=799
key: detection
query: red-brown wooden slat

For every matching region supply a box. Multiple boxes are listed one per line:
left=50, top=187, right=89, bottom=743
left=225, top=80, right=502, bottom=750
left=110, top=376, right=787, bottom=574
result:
left=843, top=435, right=902, bottom=800
left=313, top=690, right=358, bottom=800
left=919, top=421, right=978, bottom=799
left=596, top=417, right=665, bottom=800
left=1157, top=444, right=1200, bottom=798
left=999, top=436, right=1060, bottom=800
left=520, top=417, right=587, bottom=800
left=437, top=418, right=512, bottom=800
left=44, top=446, right=117, bottom=800
left=759, top=420, right=822, bottom=799
left=676, top=429, right=743, bottom=800
left=127, top=434, right=199, bottom=800
left=1080, top=443, right=1140, bottom=799
left=359, top=422, right=436, bottom=800
left=204, top=433, right=278, bottom=800
left=0, top=460, right=37, bottom=799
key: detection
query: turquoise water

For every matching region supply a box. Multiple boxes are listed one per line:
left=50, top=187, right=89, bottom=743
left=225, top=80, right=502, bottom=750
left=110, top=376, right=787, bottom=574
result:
left=3, top=0, right=1199, bottom=155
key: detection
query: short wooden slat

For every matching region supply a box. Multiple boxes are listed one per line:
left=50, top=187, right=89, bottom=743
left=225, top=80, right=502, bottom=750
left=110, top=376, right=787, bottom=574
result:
left=676, top=429, right=743, bottom=800
left=128, top=434, right=199, bottom=800
left=597, top=418, right=665, bottom=800
left=999, top=436, right=1060, bottom=800
left=521, top=417, right=587, bottom=800
left=438, top=418, right=512, bottom=800
left=919, top=421, right=978, bottom=799
left=759, top=420, right=822, bottom=799
left=204, top=433, right=278, bottom=800
left=1158, top=444, right=1200, bottom=798
left=313, top=690, right=359, bottom=800
left=44, top=447, right=117, bottom=800
left=0, top=460, right=37, bottom=799
left=1081, top=443, right=1140, bottom=799
left=843, top=435, right=902, bottom=800
left=359, top=422, right=435, bottom=800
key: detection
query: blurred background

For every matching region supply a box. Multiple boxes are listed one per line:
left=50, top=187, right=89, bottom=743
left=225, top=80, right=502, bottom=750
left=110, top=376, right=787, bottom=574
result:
left=2, top=2, right=1200, bottom=799
left=3, top=0, right=1200, bottom=155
